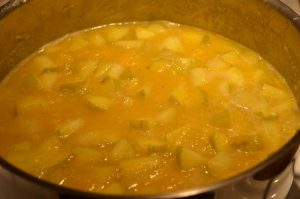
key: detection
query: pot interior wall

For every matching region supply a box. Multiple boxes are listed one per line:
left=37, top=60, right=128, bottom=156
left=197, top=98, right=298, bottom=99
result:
left=0, top=0, right=300, bottom=101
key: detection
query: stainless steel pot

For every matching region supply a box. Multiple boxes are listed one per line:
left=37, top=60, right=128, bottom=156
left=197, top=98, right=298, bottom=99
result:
left=0, top=0, right=300, bottom=198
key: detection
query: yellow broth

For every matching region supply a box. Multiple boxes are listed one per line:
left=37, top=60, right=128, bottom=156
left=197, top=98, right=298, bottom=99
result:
left=0, top=21, right=299, bottom=195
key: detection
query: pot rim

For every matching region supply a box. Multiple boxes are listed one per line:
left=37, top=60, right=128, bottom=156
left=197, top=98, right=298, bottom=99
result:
left=0, top=0, right=300, bottom=198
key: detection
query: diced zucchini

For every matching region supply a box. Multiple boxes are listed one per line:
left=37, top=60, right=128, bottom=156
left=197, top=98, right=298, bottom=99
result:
left=100, top=77, right=120, bottom=94
left=138, top=140, right=167, bottom=154
left=221, top=51, right=240, bottom=64
left=57, top=118, right=84, bottom=138
left=111, top=139, right=135, bottom=161
left=60, top=79, right=86, bottom=92
left=94, top=63, right=112, bottom=78
left=32, top=56, right=57, bottom=73
left=88, top=32, right=106, bottom=46
left=242, top=50, right=260, bottom=65
left=189, top=67, right=207, bottom=86
left=102, top=183, right=124, bottom=195
left=230, top=134, right=264, bottom=152
left=38, top=72, right=58, bottom=91
left=72, top=147, right=104, bottom=164
left=166, top=126, right=189, bottom=148
left=129, top=118, right=153, bottom=130
left=207, top=56, right=227, bottom=69
left=161, top=36, right=183, bottom=53
left=156, top=108, right=177, bottom=125
left=137, top=85, right=151, bottom=97
left=169, top=84, right=189, bottom=105
left=86, top=95, right=114, bottom=111
left=35, top=137, right=71, bottom=170
left=182, top=31, right=202, bottom=44
left=114, top=40, right=144, bottom=49
left=119, top=156, right=160, bottom=177
left=148, top=24, right=166, bottom=33
left=171, top=86, right=208, bottom=107
left=273, top=99, right=297, bottom=114
left=226, top=67, right=245, bottom=86
left=136, top=27, right=155, bottom=39
left=210, top=109, right=231, bottom=128
left=209, top=132, right=229, bottom=152
left=77, top=60, right=99, bottom=78
left=107, top=63, right=125, bottom=79
left=107, top=26, right=129, bottom=42
left=262, top=120, right=281, bottom=148
left=208, top=152, right=232, bottom=176
left=176, top=147, right=206, bottom=170
left=69, top=38, right=88, bottom=51
left=262, top=84, right=287, bottom=101
left=218, top=81, right=232, bottom=97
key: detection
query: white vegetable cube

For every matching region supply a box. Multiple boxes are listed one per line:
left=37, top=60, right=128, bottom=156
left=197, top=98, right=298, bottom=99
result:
left=86, top=95, right=114, bottom=111
left=114, top=40, right=144, bottom=49
left=156, top=108, right=177, bottom=125
left=32, top=56, right=57, bottom=73
left=189, top=67, right=207, bottom=86
left=107, top=63, right=125, bottom=79
left=226, top=67, right=245, bottom=86
left=221, top=51, right=240, bottom=64
left=209, top=132, right=229, bottom=152
left=148, top=24, right=166, bottom=33
left=88, top=32, right=106, bottom=46
left=60, top=79, right=86, bottom=92
left=57, top=118, right=84, bottom=138
left=176, top=147, right=206, bottom=170
left=208, top=152, right=232, bottom=176
left=107, top=26, right=129, bottom=42
left=136, top=27, right=155, bottom=39
left=137, top=85, right=151, bottom=97
left=38, top=72, right=58, bottom=91
left=182, top=31, right=202, bottom=44
left=262, top=84, right=287, bottom=101
left=129, top=118, right=153, bottom=130
left=111, top=139, right=135, bottom=161
left=166, top=126, right=189, bottom=148
left=230, top=134, right=264, bottom=152
left=77, top=60, right=99, bottom=78
left=242, top=50, right=260, bottom=65
left=262, top=120, right=281, bottom=148
left=161, top=36, right=183, bottom=53
left=69, top=38, right=88, bottom=51
left=138, top=140, right=167, bottom=154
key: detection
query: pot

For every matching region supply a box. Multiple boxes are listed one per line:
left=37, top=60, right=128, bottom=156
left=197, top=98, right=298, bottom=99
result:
left=0, top=0, right=300, bottom=198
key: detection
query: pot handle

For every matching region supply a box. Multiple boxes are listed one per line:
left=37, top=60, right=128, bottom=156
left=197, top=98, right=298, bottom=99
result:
left=294, top=148, right=300, bottom=189
left=281, top=0, right=300, bottom=15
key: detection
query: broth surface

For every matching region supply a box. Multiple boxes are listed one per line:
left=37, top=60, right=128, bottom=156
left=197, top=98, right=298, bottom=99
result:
left=0, top=21, right=299, bottom=195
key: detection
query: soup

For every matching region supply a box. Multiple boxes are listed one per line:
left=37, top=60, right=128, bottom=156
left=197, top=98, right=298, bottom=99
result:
left=0, top=21, right=299, bottom=195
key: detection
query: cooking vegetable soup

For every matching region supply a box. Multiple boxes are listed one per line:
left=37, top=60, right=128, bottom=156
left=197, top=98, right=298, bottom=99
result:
left=0, top=21, right=299, bottom=195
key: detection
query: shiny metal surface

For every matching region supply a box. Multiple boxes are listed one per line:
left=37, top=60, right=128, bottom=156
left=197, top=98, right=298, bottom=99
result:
left=0, top=0, right=300, bottom=198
